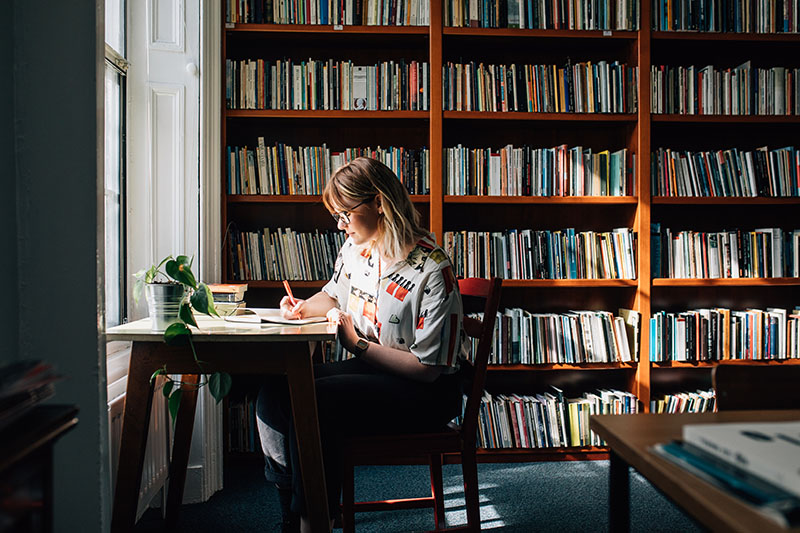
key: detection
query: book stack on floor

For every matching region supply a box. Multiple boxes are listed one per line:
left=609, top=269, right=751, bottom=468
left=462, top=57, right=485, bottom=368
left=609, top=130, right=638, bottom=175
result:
left=0, top=360, right=60, bottom=431
left=653, top=421, right=800, bottom=528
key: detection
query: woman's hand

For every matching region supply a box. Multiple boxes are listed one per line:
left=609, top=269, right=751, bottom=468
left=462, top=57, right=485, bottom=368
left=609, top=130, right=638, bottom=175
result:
left=326, top=308, right=359, bottom=352
left=279, top=295, right=305, bottom=320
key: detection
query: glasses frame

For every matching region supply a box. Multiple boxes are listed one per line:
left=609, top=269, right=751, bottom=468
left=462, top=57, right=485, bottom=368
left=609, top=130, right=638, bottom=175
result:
left=331, top=196, right=375, bottom=225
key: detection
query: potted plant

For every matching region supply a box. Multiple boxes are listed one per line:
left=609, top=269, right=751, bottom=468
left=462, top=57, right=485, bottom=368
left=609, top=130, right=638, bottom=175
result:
left=134, top=255, right=232, bottom=420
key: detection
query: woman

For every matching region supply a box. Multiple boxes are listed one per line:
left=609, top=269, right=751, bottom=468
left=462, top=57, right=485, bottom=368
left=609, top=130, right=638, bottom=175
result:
left=256, top=157, right=468, bottom=533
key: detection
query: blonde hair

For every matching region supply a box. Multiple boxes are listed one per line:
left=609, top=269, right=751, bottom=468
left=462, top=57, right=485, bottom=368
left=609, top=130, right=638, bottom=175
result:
left=323, top=157, right=428, bottom=260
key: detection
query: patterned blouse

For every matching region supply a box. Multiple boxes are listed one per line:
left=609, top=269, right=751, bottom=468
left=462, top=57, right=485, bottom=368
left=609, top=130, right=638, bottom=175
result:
left=322, top=235, right=467, bottom=372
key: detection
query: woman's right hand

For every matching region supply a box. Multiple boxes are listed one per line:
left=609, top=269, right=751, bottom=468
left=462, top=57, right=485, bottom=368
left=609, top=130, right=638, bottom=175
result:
left=279, top=295, right=305, bottom=320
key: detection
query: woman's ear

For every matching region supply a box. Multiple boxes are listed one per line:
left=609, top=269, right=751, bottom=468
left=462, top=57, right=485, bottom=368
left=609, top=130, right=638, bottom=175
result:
left=376, top=194, right=383, bottom=215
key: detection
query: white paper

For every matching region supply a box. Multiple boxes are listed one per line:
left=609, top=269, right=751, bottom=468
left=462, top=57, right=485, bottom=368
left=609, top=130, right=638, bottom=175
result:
left=224, top=308, right=327, bottom=326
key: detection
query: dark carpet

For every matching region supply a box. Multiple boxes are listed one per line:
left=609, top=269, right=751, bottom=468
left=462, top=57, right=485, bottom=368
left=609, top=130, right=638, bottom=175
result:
left=134, top=457, right=703, bottom=532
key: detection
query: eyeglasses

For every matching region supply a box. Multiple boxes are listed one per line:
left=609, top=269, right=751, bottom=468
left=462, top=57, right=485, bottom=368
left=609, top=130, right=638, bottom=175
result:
left=331, top=196, right=375, bottom=225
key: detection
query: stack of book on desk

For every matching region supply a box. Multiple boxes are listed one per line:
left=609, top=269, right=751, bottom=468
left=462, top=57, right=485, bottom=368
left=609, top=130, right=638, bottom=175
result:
left=0, top=360, right=60, bottom=431
left=652, top=420, right=800, bottom=528
left=208, top=283, right=248, bottom=316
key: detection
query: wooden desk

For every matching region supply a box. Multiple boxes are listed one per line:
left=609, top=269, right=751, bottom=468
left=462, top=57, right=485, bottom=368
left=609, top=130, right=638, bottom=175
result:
left=590, top=410, right=800, bottom=533
left=107, top=316, right=337, bottom=533
left=0, top=405, right=78, bottom=533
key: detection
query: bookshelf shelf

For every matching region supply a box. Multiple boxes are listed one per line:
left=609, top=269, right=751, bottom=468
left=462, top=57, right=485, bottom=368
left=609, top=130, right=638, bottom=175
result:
left=488, top=363, right=638, bottom=371
left=464, top=447, right=609, bottom=463
left=444, top=111, right=637, bottom=122
left=227, top=195, right=430, bottom=204
left=225, top=110, right=430, bottom=119
left=652, top=278, right=800, bottom=287
left=444, top=195, right=638, bottom=204
left=651, top=115, right=800, bottom=124
left=443, top=27, right=637, bottom=39
left=501, top=279, right=638, bottom=288
left=653, top=359, right=800, bottom=368
left=651, top=31, right=800, bottom=42
left=652, top=197, right=800, bottom=205
left=226, top=23, right=430, bottom=35
left=244, top=280, right=328, bottom=289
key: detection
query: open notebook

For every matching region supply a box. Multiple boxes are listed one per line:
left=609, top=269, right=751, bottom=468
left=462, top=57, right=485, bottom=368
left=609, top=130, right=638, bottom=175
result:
left=224, top=308, right=328, bottom=326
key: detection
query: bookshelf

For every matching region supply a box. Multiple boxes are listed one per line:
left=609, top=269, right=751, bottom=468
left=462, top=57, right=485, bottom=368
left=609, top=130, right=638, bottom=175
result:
left=220, top=0, right=800, bottom=461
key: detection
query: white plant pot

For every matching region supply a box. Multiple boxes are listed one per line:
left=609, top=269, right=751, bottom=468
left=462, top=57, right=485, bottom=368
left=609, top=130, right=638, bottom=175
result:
left=145, top=283, right=186, bottom=331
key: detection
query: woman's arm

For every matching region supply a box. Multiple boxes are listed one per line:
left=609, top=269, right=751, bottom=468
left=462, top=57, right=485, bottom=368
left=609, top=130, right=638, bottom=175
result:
left=280, top=291, right=338, bottom=319
left=328, top=309, right=444, bottom=382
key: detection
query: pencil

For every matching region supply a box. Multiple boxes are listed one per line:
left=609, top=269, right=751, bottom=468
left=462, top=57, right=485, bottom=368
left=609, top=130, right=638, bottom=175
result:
left=282, top=280, right=297, bottom=306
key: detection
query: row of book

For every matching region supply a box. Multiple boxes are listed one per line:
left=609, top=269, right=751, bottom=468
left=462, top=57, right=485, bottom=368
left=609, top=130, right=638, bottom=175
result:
left=651, top=225, right=800, bottom=279
left=466, top=307, right=640, bottom=365
left=650, top=389, right=716, bottom=414
left=474, top=388, right=639, bottom=449
left=228, top=228, right=346, bottom=281
left=226, top=0, right=429, bottom=25
left=444, top=144, right=635, bottom=197
left=445, top=0, right=640, bottom=29
left=226, top=141, right=430, bottom=195
left=649, top=306, right=800, bottom=362
left=443, top=227, right=638, bottom=280
left=225, top=58, right=429, bottom=111
left=650, top=146, right=800, bottom=197
left=650, top=63, right=800, bottom=116
left=651, top=0, right=800, bottom=32
left=227, top=396, right=258, bottom=453
left=443, top=61, right=638, bottom=114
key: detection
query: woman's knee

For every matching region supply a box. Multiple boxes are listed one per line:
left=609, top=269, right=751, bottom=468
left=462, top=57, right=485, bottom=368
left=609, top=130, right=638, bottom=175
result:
left=256, top=376, right=290, bottom=427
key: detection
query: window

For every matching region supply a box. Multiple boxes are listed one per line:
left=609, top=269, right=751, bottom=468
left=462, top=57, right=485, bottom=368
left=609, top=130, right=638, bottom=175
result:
left=104, top=0, right=127, bottom=327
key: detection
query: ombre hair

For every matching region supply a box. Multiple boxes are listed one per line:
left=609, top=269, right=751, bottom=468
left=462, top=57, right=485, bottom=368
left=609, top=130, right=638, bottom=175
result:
left=323, top=157, right=428, bottom=260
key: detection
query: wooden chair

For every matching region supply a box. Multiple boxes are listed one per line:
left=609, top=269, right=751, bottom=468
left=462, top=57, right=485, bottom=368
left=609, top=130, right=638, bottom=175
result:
left=712, top=363, right=800, bottom=410
left=340, top=277, right=503, bottom=533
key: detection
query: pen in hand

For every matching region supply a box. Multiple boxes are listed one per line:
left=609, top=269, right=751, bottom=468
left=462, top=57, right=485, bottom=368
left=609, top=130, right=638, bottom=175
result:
left=283, top=280, right=301, bottom=318
left=282, top=280, right=297, bottom=306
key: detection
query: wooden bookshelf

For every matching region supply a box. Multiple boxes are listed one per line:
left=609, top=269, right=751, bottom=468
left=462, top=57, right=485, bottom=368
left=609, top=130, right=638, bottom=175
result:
left=221, top=0, right=800, bottom=460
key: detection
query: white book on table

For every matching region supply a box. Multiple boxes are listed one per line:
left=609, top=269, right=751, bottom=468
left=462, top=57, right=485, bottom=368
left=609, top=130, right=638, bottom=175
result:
left=683, top=420, right=800, bottom=499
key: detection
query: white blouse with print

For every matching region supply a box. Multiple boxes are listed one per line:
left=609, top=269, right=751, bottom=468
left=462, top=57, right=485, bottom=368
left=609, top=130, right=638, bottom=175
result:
left=322, top=235, right=468, bottom=372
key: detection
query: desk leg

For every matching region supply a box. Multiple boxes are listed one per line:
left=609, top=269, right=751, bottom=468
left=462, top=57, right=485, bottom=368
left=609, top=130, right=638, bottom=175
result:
left=165, top=373, right=200, bottom=526
left=609, top=450, right=630, bottom=533
left=112, top=344, right=156, bottom=533
left=285, top=348, right=331, bottom=533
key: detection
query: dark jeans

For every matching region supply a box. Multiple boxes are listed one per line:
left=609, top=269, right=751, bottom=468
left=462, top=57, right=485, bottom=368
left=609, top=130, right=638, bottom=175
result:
left=255, top=357, right=464, bottom=516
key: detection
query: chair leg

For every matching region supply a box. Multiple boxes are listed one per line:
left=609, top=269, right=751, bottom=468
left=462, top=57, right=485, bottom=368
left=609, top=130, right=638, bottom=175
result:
left=342, top=456, right=356, bottom=533
left=461, top=450, right=480, bottom=532
left=429, top=453, right=445, bottom=529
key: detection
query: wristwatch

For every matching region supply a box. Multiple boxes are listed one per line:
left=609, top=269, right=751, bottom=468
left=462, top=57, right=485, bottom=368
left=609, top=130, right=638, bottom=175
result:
left=351, top=338, right=369, bottom=357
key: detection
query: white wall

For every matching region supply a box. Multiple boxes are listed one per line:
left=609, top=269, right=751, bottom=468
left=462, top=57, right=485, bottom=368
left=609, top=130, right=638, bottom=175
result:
left=11, top=0, right=110, bottom=530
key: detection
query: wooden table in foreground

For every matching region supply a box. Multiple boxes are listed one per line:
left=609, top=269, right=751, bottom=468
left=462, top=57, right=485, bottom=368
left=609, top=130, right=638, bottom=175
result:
left=107, top=316, right=337, bottom=533
left=590, top=410, right=800, bottom=533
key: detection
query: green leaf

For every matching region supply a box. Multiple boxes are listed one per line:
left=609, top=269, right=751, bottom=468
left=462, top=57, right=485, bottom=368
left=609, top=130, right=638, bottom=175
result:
left=166, top=256, right=197, bottom=289
left=162, top=379, right=174, bottom=398
left=191, top=283, right=218, bottom=317
left=168, top=388, right=183, bottom=423
left=133, top=278, right=145, bottom=304
left=164, top=322, right=191, bottom=346
left=179, top=302, right=198, bottom=328
left=150, top=368, right=165, bottom=384
left=208, top=372, right=232, bottom=403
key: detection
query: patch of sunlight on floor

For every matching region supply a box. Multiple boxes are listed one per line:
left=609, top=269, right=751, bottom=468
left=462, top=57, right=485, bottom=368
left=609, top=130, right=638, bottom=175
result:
left=443, top=494, right=506, bottom=529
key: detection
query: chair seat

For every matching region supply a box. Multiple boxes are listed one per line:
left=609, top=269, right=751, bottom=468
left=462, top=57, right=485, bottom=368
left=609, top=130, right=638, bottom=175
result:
left=346, top=427, right=463, bottom=464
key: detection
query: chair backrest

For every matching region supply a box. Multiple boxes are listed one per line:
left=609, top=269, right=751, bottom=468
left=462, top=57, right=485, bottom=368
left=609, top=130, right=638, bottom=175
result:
left=457, top=277, right=503, bottom=444
left=712, top=363, right=800, bottom=410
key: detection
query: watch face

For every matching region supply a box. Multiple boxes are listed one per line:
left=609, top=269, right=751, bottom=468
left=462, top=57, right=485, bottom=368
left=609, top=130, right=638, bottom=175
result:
left=356, top=339, right=369, bottom=353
